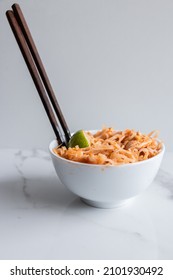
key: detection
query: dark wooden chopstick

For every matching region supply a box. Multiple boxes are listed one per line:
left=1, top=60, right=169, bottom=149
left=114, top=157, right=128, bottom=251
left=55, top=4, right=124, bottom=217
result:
left=6, top=4, right=71, bottom=146
left=12, top=3, right=71, bottom=143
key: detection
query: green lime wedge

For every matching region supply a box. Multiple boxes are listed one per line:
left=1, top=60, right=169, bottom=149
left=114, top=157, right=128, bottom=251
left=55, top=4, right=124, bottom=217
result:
left=68, top=130, right=90, bottom=148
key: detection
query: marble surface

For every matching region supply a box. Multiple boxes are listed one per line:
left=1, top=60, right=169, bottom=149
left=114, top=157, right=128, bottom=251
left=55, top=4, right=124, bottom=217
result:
left=0, top=149, right=173, bottom=260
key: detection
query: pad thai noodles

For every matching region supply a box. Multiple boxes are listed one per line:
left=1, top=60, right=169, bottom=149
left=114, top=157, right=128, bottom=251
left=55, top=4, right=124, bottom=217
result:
left=53, top=128, right=163, bottom=165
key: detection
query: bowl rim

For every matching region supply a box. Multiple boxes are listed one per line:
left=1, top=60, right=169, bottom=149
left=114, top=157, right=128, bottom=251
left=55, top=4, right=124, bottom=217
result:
left=49, top=136, right=165, bottom=168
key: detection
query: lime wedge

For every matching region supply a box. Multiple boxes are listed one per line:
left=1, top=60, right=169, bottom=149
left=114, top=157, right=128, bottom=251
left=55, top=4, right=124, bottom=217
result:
left=68, top=130, right=90, bottom=148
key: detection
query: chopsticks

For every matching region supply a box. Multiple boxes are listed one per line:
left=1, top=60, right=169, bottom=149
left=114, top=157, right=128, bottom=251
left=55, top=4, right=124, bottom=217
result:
left=6, top=3, right=71, bottom=146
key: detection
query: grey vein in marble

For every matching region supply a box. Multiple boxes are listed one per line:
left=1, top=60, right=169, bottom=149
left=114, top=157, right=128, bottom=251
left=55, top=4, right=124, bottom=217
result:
left=14, top=150, right=31, bottom=202
left=14, top=149, right=51, bottom=207
left=14, top=149, right=51, bottom=162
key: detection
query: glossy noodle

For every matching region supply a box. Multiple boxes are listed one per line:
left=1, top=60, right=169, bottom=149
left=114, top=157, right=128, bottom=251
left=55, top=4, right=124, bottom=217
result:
left=53, top=128, right=162, bottom=165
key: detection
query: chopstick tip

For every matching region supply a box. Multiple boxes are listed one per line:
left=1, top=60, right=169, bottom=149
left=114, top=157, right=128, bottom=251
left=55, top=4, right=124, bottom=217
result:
left=6, top=10, right=13, bottom=18
left=12, top=3, right=20, bottom=9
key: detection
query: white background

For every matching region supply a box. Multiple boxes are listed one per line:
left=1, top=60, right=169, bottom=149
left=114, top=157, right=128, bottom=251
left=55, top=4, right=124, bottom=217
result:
left=0, top=0, right=172, bottom=151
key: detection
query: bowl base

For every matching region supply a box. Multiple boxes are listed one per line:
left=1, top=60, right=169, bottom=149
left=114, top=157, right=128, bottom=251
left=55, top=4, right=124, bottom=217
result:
left=81, top=197, right=134, bottom=209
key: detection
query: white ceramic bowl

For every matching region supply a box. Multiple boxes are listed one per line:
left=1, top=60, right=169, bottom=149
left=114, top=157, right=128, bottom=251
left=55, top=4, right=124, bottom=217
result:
left=49, top=136, right=165, bottom=209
